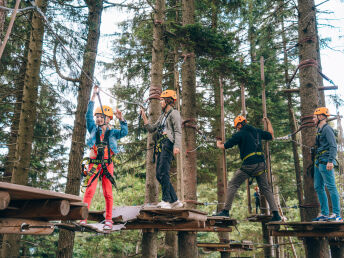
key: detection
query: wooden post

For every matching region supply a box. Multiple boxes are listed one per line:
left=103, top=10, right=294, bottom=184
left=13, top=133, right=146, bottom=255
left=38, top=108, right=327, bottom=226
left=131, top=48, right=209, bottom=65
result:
left=175, top=47, right=184, bottom=201
left=219, top=78, right=227, bottom=194
left=0, top=191, right=10, bottom=210
left=241, top=78, right=251, bottom=214
left=260, top=56, right=273, bottom=257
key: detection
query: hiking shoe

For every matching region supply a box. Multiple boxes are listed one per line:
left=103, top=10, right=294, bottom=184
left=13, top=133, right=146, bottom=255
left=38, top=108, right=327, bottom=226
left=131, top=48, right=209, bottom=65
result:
left=171, top=200, right=184, bottom=208
left=327, top=214, right=343, bottom=222
left=78, top=220, right=87, bottom=226
left=270, top=213, right=282, bottom=222
left=213, top=209, right=229, bottom=217
left=103, top=220, right=113, bottom=230
left=157, top=201, right=172, bottom=209
left=312, top=214, right=328, bottom=221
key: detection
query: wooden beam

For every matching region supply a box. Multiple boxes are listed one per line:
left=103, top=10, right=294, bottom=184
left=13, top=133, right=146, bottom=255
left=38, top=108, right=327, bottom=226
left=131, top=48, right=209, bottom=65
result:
left=281, top=86, right=338, bottom=93
left=58, top=206, right=88, bottom=220
left=270, top=230, right=344, bottom=238
left=0, top=218, right=54, bottom=235
left=0, top=191, right=10, bottom=210
left=0, top=200, right=70, bottom=219
left=0, top=182, right=82, bottom=202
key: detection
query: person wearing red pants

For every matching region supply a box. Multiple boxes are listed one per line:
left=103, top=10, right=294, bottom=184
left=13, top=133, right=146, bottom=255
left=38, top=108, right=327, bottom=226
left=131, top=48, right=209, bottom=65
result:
left=81, top=86, right=128, bottom=230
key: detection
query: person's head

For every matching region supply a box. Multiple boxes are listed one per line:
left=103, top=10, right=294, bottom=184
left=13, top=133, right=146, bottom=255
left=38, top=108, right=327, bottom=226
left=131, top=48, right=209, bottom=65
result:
left=313, top=107, right=330, bottom=127
left=255, top=186, right=259, bottom=191
left=160, top=90, right=177, bottom=111
left=234, top=115, right=247, bottom=130
left=94, top=105, right=113, bottom=125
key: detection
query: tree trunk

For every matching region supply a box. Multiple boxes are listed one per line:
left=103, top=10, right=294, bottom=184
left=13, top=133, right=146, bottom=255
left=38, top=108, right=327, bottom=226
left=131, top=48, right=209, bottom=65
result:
left=142, top=1, right=165, bottom=257
left=1, top=0, right=47, bottom=257
left=179, top=0, right=197, bottom=256
left=297, top=0, right=329, bottom=256
left=280, top=8, right=304, bottom=220
left=4, top=20, right=31, bottom=182
left=0, top=0, right=7, bottom=43
left=56, top=1, right=103, bottom=257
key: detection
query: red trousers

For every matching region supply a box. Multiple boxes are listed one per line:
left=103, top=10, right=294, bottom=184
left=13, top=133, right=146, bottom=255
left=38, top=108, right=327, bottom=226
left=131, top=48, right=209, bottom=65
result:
left=83, top=162, right=114, bottom=221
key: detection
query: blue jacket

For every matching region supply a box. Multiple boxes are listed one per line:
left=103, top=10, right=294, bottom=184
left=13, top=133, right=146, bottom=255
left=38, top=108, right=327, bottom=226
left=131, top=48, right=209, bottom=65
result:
left=316, top=123, right=337, bottom=163
left=86, top=101, right=128, bottom=154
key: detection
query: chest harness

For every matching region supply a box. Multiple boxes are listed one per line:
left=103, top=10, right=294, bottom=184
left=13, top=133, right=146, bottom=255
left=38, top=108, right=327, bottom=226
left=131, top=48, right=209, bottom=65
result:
left=314, top=124, right=331, bottom=167
left=241, top=129, right=266, bottom=185
left=152, top=109, right=173, bottom=163
left=81, top=128, right=117, bottom=190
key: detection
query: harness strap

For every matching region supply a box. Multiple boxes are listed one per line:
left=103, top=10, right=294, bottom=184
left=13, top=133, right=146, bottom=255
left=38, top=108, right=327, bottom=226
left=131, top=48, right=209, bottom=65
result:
left=242, top=152, right=264, bottom=162
left=248, top=169, right=266, bottom=185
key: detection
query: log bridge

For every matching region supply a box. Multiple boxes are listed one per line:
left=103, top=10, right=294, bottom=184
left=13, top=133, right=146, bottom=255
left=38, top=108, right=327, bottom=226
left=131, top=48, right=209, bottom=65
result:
left=0, top=182, right=88, bottom=235
left=197, top=240, right=253, bottom=253
left=75, top=206, right=237, bottom=233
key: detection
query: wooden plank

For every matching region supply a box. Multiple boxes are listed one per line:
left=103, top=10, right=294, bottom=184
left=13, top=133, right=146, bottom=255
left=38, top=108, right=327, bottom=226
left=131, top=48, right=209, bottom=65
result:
left=181, top=211, right=207, bottom=222
left=0, top=191, right=10, bottom=210
left=70, top=202, right=88, bottom=207
left=141, top=207, right=207, bottom=215
left=270, top=230, right=344, bottom=238
left=87, top=210, right=104, bottom=222
left=0, top=182, right=82, bottom=202
left=58, top=206, right=88, bottom=220
left=0, top=200, right=70, bottom=219
left=0, top=218, right=54, bottom=235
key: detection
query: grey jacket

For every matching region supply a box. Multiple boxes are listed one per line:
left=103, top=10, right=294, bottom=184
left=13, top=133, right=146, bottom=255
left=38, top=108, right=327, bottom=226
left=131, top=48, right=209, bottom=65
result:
left=145, top=109, right=182, bottom=150
left=316, top=123, right=337, bottom=163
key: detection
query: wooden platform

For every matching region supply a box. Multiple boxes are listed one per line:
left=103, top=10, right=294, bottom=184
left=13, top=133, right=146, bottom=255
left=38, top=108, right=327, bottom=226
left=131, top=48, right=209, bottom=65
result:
left=81, top=206, right=237, bottom=233
left=268, top=221, right=344, bottom=237
left=198, top=240, right=253, bottom=253
left=247, top=214, right=272, bottom=222
left=0, top=182, right=87, bottom=234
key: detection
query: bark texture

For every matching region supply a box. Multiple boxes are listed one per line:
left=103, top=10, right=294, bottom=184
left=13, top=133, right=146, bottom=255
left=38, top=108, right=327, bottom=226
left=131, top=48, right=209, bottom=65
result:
left=56, top=1, right=103, bottom=257
left=298, top=0, right=329, bottom=256
left=1, top=0, right=47, bottom=257
left=142, top=0, right=165, bottom=257
left=179, top=0, right=198, bottom=256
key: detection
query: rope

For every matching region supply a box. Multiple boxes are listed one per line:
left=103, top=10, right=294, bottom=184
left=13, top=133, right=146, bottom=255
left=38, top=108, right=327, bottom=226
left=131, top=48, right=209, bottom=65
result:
left=0, top=0, right=21, bottom=60
left=27, top=1, right=100, bottom=86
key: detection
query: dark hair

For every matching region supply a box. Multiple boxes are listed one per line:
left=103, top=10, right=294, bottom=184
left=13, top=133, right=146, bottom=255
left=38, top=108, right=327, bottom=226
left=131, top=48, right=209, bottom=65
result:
left=164, top=97, right=175, bottom=106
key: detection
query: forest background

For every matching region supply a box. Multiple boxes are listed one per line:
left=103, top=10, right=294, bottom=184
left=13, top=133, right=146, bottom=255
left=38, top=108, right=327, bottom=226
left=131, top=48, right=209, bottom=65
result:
left=0, top=0, right=343, bottom=257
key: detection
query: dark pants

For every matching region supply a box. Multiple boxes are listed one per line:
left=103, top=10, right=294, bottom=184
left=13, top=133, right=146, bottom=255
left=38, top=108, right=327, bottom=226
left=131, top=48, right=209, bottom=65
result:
left=255, top=199, right=260, bottom=214
left=156, top=139, right=178, bottom=203
left=224, top=162, right=278, bottom=212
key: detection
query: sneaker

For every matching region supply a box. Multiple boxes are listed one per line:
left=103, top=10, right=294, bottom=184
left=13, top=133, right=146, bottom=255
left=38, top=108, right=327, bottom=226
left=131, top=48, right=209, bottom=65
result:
left=312, top=214, right=328, bottom=221
left=213, top=209, right=230, bottom=217
left=78, top=220, right=87, bottom=226
left=327, top=214, right=343, bottom=222
left=157, top=201, right=172, bottom=209
left=103, top=220, right=113, bottom=230
left=171, top=200, right=184, bottom=208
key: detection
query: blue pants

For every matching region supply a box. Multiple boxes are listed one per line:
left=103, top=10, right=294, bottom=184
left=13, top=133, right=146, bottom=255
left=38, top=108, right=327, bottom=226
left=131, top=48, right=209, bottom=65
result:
left=314, top=163, right=341, bottom=216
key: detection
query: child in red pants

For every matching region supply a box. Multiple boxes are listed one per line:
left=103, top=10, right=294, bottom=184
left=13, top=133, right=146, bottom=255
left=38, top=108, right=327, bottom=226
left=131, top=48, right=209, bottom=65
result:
left=81, top=86, right=128, bottom=230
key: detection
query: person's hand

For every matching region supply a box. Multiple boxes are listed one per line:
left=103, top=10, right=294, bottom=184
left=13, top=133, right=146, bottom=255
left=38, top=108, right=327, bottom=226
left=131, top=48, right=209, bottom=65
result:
left=140, top=107, right=145, bottom=116
left=114, top=109, right=123, bottom=121
left=173, top=147, right=180, bottom=155
left=91, top=85, right=99, bottom=101
left=326, top=162, right=334, bottom=171
left=216, top=140, right=225, bottom=149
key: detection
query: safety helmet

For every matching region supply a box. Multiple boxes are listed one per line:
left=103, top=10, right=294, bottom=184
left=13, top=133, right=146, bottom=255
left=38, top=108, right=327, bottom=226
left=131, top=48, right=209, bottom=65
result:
left=160, top=90, right=177, bottom=100
left=94, top=105, right=113, bottom=120
left=314, top=107, right=330, bottom=117
left=234, top=115, right=247, bottom=128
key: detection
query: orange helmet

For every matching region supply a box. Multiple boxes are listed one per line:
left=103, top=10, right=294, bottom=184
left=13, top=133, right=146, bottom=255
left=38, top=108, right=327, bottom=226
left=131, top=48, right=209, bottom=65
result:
left=94, top=105, right=113, bottom=120
left=234, top=115, right=247, bottom=128
left=314, top=107, right=330, bottom=117
left=160, top=90, right=177, bottom=100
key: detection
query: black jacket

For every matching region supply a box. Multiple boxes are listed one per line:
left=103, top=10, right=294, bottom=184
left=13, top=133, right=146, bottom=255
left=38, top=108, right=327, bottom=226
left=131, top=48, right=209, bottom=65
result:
left=224, top=124, right=272, bottom=165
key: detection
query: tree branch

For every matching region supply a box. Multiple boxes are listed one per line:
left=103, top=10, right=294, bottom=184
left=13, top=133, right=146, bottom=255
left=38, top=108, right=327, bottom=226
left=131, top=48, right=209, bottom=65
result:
left=53, top=41, right=80, bottom=83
